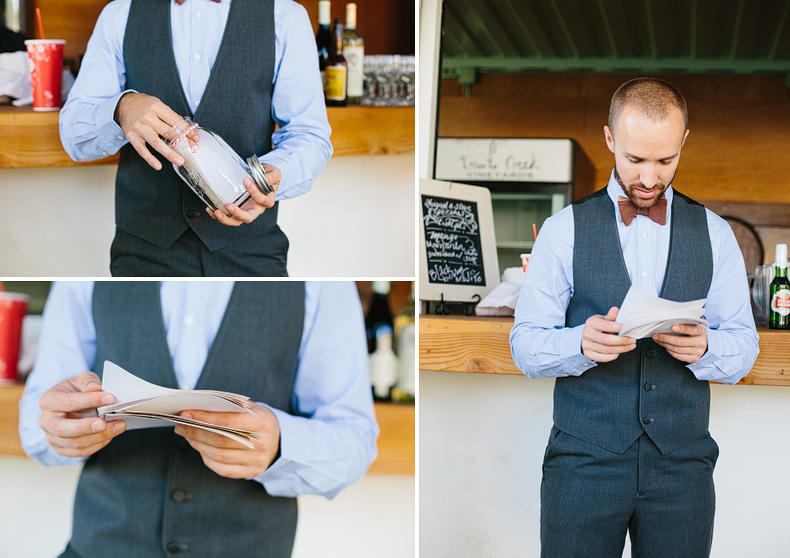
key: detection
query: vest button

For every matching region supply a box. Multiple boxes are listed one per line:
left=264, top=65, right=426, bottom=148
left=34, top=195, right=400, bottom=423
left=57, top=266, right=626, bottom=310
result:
left=646, top=349, right=657, bottom=357
left=171, top=489, right=192, bottom=503
left=643, top=417, right=654, bottom=425
left=166, top=542, right=189, bottom=553
left=186, top=210, right=201, bottom=219
left=644, top=383, right=655, bottom=391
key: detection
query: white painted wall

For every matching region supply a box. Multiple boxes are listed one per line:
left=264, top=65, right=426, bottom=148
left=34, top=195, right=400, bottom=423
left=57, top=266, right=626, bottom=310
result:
left=0, top=456, right=414, bottom=558
left=420, top=370, right=790, bottom=558
left=0, top=152, right=414, bottom=277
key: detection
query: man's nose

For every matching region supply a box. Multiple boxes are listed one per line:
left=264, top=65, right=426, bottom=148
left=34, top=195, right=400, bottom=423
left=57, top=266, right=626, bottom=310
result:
left=640, top=164, right=659, bottom=188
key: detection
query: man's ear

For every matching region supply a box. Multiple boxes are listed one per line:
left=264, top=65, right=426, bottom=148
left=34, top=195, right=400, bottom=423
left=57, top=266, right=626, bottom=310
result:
left=604, top=125, right=615, bottom=154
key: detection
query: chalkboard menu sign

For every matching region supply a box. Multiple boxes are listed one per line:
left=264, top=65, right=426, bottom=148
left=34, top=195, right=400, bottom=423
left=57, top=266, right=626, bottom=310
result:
left=419, top=179, right=500, bottom=303
left=422, top=195, right=486, bottom=286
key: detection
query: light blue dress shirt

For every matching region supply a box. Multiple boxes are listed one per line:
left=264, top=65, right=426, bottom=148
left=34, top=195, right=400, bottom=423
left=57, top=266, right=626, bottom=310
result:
left=19, top=281, right=379, bottom=500
left=59, top=0, right=333, bottom=200
left=510, top=171, right=759, bottom=385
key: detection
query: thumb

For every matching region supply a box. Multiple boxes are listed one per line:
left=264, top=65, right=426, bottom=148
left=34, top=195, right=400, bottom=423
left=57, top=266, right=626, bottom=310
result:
left=605, top=307, right=620, bottom=321
left=73, top=371, right=104, bottom=392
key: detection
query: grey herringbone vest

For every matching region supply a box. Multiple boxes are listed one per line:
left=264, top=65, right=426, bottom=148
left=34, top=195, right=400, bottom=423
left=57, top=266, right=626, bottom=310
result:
left=68, top=281, right=304, bottom=558
left=556, top=188, right=713, bottom=454
left=117, top=0, right=277, bottom=251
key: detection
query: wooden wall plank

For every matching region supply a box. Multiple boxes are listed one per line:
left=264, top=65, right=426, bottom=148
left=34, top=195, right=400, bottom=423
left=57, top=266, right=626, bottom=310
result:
left=438, top=73, right=790, bottom=204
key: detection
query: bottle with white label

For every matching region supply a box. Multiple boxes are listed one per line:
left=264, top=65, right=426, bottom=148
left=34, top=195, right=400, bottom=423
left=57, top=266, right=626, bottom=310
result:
left=342, top=3, right=364, bottom=105
left=369, top=325, right=398, bottom=401
left=769, top=243, right=790, bottom=329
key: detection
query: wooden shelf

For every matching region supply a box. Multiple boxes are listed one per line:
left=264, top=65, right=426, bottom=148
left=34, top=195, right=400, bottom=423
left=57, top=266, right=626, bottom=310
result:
left=0, top=385, right=415, bottom=475
left=419, top=314, right=790, bottom=386
left=0, top=105, right=414, bottom=169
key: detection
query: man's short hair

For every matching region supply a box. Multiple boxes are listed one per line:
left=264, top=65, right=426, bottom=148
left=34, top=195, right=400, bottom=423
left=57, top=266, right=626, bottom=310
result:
left=608, top=77, right=688, bottom=135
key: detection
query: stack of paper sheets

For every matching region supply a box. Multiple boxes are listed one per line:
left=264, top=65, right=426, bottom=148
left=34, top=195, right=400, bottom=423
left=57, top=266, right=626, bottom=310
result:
left=97, top=361, right=265, bottom=449
left=616, top=286, right=707, bottom=339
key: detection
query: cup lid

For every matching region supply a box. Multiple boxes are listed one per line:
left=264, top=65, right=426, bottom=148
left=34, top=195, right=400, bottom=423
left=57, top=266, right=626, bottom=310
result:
left=24, top=39, right=66, bottom=45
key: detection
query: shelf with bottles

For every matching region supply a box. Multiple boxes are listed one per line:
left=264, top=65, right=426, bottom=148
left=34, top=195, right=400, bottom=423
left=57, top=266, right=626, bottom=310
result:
left=357, top=281, right=415, bottom=405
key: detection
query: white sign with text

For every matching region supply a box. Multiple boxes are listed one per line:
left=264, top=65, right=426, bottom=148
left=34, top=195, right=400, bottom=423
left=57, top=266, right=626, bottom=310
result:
left=435, top=138, right=573, bottom=183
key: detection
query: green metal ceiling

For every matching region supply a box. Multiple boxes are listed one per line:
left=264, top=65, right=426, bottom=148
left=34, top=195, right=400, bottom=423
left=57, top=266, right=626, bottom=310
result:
left=440, top=0, right=790, bottom=78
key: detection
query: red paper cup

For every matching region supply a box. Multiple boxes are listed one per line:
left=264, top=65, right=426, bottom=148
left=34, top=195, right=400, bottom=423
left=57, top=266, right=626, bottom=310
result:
left=0, top=293, right=29, bottom=384
left=24, top=39, right=66, bottom=112
left=520, top=253, right=531, bottom=274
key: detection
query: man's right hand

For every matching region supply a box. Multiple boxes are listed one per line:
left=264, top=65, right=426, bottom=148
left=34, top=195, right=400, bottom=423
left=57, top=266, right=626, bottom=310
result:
left=581, top=307, right=637, bottom=363
left=114, top=92, right=194, bottom=171
left=38, top=371, right=126, bottom=458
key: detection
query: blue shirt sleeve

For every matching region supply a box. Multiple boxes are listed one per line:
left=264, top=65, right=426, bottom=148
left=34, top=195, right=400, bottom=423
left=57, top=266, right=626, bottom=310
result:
left=255, top=282, right=379, bottom=498
left=686, top=210, right=760, bottom=384
left=509, top=206, right=599, bottom=379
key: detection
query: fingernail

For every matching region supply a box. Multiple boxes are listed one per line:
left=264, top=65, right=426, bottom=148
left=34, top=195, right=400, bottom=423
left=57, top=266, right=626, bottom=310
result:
left=113, top=421, right=126, bottom=434
left=87, top=381, right=101, bottom=388
left=91, top=420, right=105, bottom=433
left=101, top=394, right=115, bottom=405
left=181, top=412, right=192, bottom=419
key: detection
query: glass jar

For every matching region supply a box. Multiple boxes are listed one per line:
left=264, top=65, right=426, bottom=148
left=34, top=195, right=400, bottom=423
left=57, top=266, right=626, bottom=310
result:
left=164, top=117, right=272, bottom=216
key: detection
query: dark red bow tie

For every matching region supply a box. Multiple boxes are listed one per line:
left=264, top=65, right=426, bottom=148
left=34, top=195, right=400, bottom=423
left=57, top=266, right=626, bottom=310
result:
left=175, top=0, right=221, bottom=4
left=618, top=196, right=667, bottom=226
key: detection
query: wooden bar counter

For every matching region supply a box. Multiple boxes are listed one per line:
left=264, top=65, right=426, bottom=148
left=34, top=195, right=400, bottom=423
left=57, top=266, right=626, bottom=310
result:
left=0, top=105, right=414, bottom=168
left=420, top=314, right=790, bottom=386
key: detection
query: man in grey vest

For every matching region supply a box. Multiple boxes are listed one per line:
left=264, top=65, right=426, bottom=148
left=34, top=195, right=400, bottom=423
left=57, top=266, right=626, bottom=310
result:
left=510, top=78, right=759, bottom=557
left=19, top=281, right=378, bottom=558
left=59, top=0, right=333, bottom=276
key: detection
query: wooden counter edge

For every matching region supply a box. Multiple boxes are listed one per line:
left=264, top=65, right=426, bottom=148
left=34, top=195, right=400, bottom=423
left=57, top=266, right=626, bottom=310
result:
left=419, top=314, right=790, bottom=386
left=0, top=105, right=414, bottom=169
left=0, top=385, right=415, bottom=475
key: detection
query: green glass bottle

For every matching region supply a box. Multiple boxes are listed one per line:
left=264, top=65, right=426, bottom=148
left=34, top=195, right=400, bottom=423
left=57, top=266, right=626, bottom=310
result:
left=769, top=243, right=790, bottom=329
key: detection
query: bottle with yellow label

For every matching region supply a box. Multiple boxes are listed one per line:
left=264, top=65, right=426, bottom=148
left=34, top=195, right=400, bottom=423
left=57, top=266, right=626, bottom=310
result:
left=769, top=243, right=790, bottom=329
left=325, top=18, right=347, bottom=106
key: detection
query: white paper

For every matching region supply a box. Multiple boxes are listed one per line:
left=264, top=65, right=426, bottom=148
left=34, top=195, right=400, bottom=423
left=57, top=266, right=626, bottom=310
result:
left=475, top=281, right=522, bottom=316
left=97, top=361, right=263, bottom=448
left=616, top=286, right=707, bottom=339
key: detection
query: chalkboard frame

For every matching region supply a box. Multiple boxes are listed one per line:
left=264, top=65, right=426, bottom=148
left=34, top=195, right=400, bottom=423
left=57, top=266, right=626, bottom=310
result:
left=419, top=179, right=500, bottom=303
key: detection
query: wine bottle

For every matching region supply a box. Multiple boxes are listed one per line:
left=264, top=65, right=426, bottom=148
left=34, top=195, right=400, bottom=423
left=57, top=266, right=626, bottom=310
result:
left=769, top=243, right=790, bottom=329
left=342, top=3, right=364, bottom=105
left=369, top=324, right=398, bottom=401
left=324, top=18, right=348, bottom=106
left=315, top=1, right=332, bottom=93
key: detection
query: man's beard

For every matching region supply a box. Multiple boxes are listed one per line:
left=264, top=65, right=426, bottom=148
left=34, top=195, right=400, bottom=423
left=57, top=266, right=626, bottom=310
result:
left=614, top=167, right=673, bottom=209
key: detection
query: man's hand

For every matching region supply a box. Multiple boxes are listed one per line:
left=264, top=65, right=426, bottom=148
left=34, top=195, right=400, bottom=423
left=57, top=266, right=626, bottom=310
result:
left=206, top=164, right=281, bottom=227
left=114, top=92, right=198, bottom=171
left=652, top=324, right=708, bottom=364
left=581, top=307, right=637, bottom=363
left=174, top=404, right=280, bottom=479
left=38, top=371, right=126, bottom=458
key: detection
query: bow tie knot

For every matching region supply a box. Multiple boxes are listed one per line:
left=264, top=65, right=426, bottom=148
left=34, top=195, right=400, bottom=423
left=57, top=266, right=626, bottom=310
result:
left=617, top=196, right=667, bottom=226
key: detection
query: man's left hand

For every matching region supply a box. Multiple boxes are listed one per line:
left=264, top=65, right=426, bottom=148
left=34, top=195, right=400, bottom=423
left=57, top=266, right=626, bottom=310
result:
left=207, top=164, right=282, bottom=227
left=652, top=324, right=708, bottom=364
left=174, top=404, right=280, bottom=479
